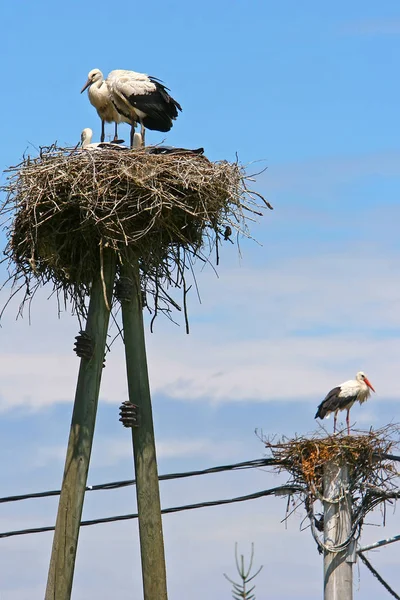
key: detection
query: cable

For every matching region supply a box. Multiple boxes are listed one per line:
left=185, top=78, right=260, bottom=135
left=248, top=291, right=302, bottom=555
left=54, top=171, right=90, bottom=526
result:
left=0, top=458, right=285, bottom=505
left=359, top=552, right=400, bottom=600
left=379, top=453, right=400, bottom=463
left=358, top=534, right=400, bottom=554
left=0, top=484, right=304, bottom=539
left=0, top=453, right=396, bottom=506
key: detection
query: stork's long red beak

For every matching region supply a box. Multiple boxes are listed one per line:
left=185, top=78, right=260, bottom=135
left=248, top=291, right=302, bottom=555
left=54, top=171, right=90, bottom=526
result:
left=365, top=377, right=375, bottom=392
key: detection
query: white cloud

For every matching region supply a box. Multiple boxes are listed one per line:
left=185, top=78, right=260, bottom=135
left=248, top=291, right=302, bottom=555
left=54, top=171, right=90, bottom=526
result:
left=34, top=436, right=246, bottom=469
left=1, top=252, right=400, bottom=409
left=156, top=438, right=244, bottom=460
left=148, top=335, right=399, bottom=402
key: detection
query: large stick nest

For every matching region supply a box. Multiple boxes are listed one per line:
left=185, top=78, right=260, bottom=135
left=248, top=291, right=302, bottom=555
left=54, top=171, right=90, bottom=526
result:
left=1, top=145, right=271, bottom=323
left=264, top=428, right=398, bottom=497
left=261, top=427, right=400, bottom=553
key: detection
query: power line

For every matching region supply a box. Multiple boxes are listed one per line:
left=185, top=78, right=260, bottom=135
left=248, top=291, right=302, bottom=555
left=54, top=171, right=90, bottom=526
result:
left=380, top=453, right=400, bottom=463
left=0, top=458, right=284, bottom=505
left=0, top=484, right=304, bottom=539
left=358, top=534, right=400, bottom=554
left=0, top=453, right=396, bottom=506
left=359, top=552, right=400, bottom=600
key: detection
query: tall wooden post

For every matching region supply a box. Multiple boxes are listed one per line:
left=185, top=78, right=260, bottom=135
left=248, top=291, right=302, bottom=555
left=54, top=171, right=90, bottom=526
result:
left=323, top=459, right=354, bottom=600
left=45, top=250, right=117, bottom=600
left=119, top=258, right=168, bottom=600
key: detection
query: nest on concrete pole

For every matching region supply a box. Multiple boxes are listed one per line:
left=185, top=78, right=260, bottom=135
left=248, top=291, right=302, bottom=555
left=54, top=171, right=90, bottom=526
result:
left=261, top=427, right=400, bottom=553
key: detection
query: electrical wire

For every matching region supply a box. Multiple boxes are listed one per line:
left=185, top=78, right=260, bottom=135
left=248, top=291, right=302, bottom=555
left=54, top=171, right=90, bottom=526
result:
left=359, top=552, right=400, bottom=600
left=0, top=458, right=285, bottom=505
left=0, top=453, right=395, bottom=506
left=358, top=534, right=400, bottom=554
left=0, top=484, right=305, bottom=539
left=379, top=453, right=400, bottom=463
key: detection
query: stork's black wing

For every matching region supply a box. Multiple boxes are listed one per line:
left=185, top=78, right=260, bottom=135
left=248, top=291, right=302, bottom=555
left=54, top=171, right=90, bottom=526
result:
left=130, top=78, right=182, bottom=132
left=146, top=146, right=204, bottom=156
left=108, top=71, right=182, bottom=132
left=315, top=387, right=342, bottom=419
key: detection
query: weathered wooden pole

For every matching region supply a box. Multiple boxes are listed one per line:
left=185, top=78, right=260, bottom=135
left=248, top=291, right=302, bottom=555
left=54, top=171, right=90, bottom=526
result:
left=323, top=459, right=354, bottom=600
left=45, top=250, right=117, bottom=600
left=118, top=258, right=168, bottom=600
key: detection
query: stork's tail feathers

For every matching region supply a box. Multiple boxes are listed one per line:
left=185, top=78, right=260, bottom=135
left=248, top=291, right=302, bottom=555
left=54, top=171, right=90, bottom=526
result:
left=138, top=95, right=182, bottom=132
left=315, top=404, right=328, bottom=420
left=141, top=114, right=174, bottom=132
left=149, top=78, right=182, bottom=115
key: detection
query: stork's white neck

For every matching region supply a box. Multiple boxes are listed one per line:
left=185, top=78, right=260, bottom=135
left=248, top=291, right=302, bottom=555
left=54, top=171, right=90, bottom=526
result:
left=81, top=128, right=93, bottom=148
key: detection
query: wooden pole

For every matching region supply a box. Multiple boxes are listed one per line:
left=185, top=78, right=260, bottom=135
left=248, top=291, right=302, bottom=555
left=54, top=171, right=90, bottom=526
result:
left=323, top=459, right=354, bottom=600
left=119, top=258, right=168, bottom=600
left=45, top=250, right=117, bottom=600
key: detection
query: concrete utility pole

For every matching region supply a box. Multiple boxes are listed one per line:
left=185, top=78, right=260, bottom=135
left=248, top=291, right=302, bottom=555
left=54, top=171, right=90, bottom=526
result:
left=119, top=258, right=168, bottom=600
left=323, top=459, right=355, bottom=600
left=45, top=250, right=117, bottom=600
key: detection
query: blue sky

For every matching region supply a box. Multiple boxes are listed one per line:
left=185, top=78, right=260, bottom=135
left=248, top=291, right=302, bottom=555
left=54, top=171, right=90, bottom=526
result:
left=1, top=1, right=400, bottom=599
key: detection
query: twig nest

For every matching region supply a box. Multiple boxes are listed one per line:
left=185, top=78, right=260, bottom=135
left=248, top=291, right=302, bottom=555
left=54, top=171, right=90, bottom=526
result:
left=264, top=428, right=398, bottom=495
left=1, top=145, right=270, bottom=319
left=262, top=427, right=400, bottom=553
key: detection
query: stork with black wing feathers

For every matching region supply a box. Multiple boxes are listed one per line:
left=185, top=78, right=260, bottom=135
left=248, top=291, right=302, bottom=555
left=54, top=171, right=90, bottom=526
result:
left=315, top=371, right=375, bottom=435
left=81, top=68, right=182, bottom=147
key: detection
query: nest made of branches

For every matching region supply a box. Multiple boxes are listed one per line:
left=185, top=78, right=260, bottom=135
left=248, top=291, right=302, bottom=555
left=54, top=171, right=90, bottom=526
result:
left=264, top=427, right=399, bottom=499
left=261, top=427, right=400, bottom=554
left=1, top=144, right=271, bottom=322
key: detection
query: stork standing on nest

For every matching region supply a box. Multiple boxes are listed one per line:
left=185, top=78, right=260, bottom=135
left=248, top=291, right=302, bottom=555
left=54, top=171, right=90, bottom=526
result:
left=315, top=371, right=375, bottom=435
left=81, top=69, right=182, bottom=148
left=81, top=70, right=126, bottom=143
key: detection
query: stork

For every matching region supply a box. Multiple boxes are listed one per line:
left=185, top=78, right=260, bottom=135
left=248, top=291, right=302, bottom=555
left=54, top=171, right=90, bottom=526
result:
left=315, top=371, right=375, bottom=435
left=106, top=69, right=181, bottom=147
left=80, top=127, right=129, bottom=150
left=81, top=69, right=127, bottom=143
left=81, top=69, right=181, bottom=147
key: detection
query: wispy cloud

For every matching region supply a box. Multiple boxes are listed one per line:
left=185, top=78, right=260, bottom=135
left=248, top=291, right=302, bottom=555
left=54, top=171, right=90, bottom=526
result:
left=34, top=436, right=246, bottom=468
left=1, top=252, right=399, bottom=409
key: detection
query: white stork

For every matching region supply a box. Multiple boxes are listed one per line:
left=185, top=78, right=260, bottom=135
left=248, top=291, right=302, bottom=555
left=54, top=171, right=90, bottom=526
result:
left=82, top=68, right=182, bottom=147
left=106, top=69, right=182, bottom=147
left=81, top=70, right=126, bottom=143
left=315, top=371, right=375, bottom=435
left=80, top=127, right=128, bottom=150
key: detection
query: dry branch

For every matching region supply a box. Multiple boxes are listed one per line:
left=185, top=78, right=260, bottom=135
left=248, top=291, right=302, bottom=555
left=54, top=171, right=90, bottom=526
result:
left=260, top=427, right=400, bottom=552
left=1, top=145, right=271, bottom=322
